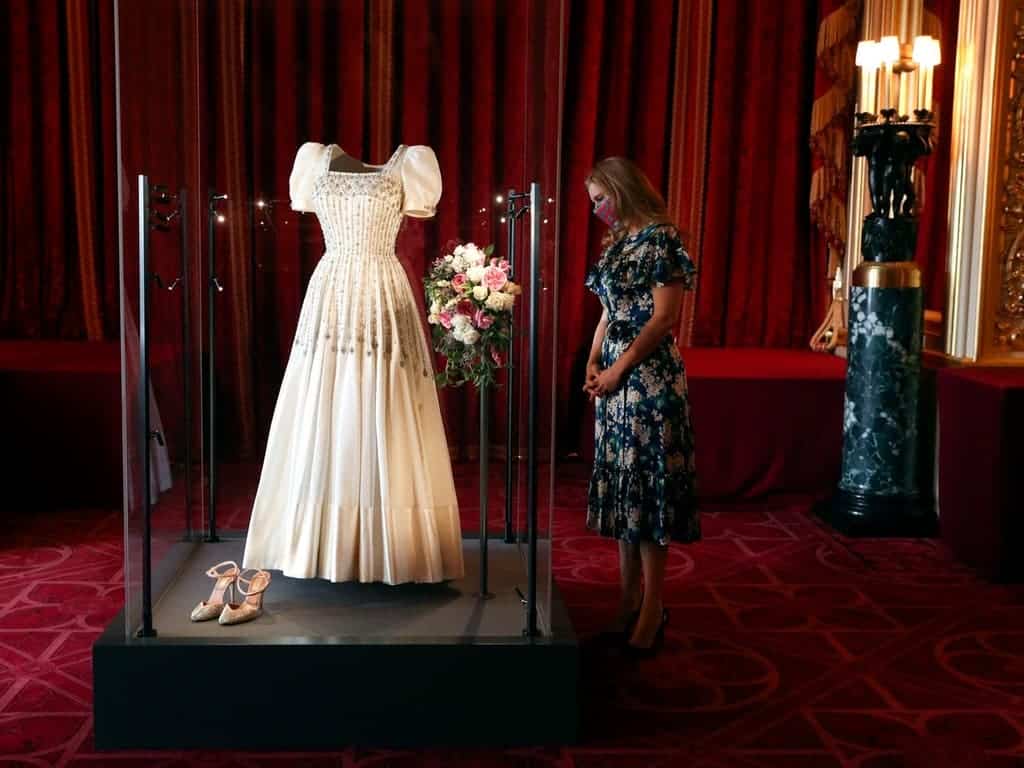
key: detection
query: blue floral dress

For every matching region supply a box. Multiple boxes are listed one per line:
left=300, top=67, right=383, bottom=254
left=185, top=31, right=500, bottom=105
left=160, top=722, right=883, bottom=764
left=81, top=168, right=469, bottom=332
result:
left=584, top=223, right=700, bottom=545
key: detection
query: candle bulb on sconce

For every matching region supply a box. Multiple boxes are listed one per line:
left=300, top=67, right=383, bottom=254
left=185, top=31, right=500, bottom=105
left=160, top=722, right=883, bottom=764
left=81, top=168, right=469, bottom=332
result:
left=855, top=34, right=940, bottom=124
left=878, top=36, right=900, bottom=112
left=903, top=57, right=919, bottom=118
left=856, top=40, right=880, bottom=115
left=912, top=35, right=940, bottom=117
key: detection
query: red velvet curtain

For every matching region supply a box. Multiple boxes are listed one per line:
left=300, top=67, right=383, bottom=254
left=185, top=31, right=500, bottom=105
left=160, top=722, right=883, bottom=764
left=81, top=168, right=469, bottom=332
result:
left=693, top=0, right=822, bottom=347
left=1, top=0, right=117, bottom=341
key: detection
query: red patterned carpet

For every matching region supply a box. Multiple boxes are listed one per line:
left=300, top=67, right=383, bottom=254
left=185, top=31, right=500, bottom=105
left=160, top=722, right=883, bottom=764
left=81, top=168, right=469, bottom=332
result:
left=2, top=472, right=1024, bottom=766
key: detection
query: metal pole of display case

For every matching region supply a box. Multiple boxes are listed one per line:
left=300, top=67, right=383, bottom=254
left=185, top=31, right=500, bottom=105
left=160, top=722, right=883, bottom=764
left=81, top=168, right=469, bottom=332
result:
left=525, top=181, right=541, bottom=638
left=478, top=387, right=493, bottom=598
left=504, top=190, right=530, bottom=544
left=206, top=192, right=227, bottom=542
left=137, top=175, right=157, bottom=638
left=504, top=189, right=518, bottom=544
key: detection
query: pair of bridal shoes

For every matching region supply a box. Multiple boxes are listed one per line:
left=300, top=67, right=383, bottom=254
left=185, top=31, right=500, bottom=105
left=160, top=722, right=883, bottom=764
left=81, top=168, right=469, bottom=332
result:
left=190, top=560, right=272, bottom=626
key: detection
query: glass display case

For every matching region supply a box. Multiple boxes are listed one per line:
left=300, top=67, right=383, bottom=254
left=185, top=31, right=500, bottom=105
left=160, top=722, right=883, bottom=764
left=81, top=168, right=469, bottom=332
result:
left=96, top=0, right=574, bottom=750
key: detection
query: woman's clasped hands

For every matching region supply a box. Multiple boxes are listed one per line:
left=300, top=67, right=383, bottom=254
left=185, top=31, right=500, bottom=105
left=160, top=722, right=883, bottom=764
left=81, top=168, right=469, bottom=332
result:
left=584, top=360, right=625, bottom=400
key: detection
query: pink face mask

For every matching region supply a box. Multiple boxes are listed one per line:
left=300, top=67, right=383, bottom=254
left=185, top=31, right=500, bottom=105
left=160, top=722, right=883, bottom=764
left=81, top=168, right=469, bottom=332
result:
left=593, top=197, right=619, bottom=229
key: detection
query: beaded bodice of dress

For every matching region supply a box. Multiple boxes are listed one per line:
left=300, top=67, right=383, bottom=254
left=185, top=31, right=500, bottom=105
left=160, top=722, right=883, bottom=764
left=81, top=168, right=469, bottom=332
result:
left=310, top=144, right=406, bottom=256
left=291, top=144, right=431, bottom=378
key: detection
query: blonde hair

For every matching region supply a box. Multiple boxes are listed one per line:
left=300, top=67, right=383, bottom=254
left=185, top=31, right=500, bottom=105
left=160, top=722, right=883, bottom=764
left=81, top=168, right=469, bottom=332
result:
left=585, top=157, right=676, bottom=246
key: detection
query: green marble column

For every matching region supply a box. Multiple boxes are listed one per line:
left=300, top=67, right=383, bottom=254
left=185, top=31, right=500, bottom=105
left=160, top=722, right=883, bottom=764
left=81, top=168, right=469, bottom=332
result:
left=823, top=239, right=936, bottom=536
left=840, top=269, right=921, bottom=495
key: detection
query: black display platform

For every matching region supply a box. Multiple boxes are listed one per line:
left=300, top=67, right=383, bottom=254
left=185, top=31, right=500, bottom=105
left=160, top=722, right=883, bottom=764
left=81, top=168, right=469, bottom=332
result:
left=94, top=539, right=578, bottom=749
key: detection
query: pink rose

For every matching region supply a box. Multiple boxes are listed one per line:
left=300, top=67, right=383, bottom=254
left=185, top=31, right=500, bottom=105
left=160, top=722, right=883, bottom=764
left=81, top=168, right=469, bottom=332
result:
left=439, top=311, right=453, bottom=329
left=452, top=273, right=468, bottom=290
left=491, top=349, right=503, bottom=365
left=474, top=310, right=494, bottom=329
left=483, top=266, right=508, bottom=291
left=498, top=259, right=511, bottom=273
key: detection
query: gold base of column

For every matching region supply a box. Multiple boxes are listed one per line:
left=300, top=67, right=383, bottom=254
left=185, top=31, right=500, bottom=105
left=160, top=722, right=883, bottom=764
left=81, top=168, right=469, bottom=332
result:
left=853, top=261, right=922, bottom=288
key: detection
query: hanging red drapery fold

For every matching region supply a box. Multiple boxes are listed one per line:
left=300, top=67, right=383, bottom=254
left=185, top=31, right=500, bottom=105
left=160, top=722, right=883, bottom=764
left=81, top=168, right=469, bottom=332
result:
left=213, top=0, right=257, bottom=456
left=664, top=0, right=714, bottom=349
left=65, top=0, right=105, bottom=341
left=368, top=0, right=395, bottom=165
left=693, top=0, right=821, bottom=348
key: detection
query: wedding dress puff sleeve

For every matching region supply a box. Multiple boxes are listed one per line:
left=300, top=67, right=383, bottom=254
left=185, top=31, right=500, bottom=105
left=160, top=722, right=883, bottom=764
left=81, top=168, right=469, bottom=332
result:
left=400, top=145, right=442, bottom=218
left=289, top=141, right=325, bottom=212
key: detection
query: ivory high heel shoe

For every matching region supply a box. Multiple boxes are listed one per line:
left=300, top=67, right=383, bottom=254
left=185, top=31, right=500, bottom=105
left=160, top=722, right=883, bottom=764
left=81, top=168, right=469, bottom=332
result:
left=190, top=561, right=239, bottom=622
left=218, top=568, right=271, bottom=626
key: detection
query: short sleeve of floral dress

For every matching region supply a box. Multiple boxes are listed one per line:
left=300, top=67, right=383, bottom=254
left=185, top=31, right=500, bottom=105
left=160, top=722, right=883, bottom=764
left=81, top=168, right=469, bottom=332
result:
left=584, top=223, right=700, bottom=545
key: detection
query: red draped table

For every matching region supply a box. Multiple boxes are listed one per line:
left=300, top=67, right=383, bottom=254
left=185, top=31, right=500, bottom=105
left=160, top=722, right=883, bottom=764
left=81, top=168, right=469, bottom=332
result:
left=684, top=348, right=847, bottom=498
left=938, top=366, right=1024, bottom=581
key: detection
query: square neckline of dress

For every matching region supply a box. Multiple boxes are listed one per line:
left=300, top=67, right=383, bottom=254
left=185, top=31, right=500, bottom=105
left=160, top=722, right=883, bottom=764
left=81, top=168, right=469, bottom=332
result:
left=325, top=143, right=405, bottom=176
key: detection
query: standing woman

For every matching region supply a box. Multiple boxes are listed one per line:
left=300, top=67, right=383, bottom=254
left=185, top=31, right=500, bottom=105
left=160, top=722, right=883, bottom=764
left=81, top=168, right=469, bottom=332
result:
left=583, top=157, right=700, bottom=657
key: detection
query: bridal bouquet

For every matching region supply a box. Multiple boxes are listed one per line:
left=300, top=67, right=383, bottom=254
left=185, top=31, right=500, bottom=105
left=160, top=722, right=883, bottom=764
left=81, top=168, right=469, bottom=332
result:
left=424, top=241, right=521, bottom=388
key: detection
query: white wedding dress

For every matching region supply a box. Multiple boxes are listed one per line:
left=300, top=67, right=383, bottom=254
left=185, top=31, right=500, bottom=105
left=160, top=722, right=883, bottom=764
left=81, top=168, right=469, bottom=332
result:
left=242, top=142, right=465, bottom=585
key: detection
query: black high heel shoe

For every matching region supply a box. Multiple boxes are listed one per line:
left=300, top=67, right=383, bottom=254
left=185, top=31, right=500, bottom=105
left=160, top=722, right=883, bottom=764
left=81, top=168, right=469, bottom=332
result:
left=622, top=608, right=669, bottom=659
left=592, top=607, right=642, bottom=646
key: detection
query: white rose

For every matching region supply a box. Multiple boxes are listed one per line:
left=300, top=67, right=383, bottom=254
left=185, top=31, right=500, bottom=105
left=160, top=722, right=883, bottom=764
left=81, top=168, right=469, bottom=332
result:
left=429, top=301, right=441, bottom=315
left=435, top=280, right=449, bottom=287
left=454, top=244, right=467, bottom=256
left=466, top=245, right=487, bottom=266
left=452, top=255, right=468, bottom=272
left=462, top=329, right=480, bottom=345
left=502, top=293, right=516, bottom=310
left=452, top=314, right=471, bottom=329
left=444, top=254, right=454, bottom=262
left=472, top=285, right=489, bottom=301
left=427, top=314, right=439, bottom=325
left=467, top=266, right=486, bottom=284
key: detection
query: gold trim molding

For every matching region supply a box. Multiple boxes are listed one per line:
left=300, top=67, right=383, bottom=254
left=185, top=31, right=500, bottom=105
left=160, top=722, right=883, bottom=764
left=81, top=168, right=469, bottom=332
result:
left=984, top=0, right=1024, bottom=358
left=944, top=0, right=1003, bottom=361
